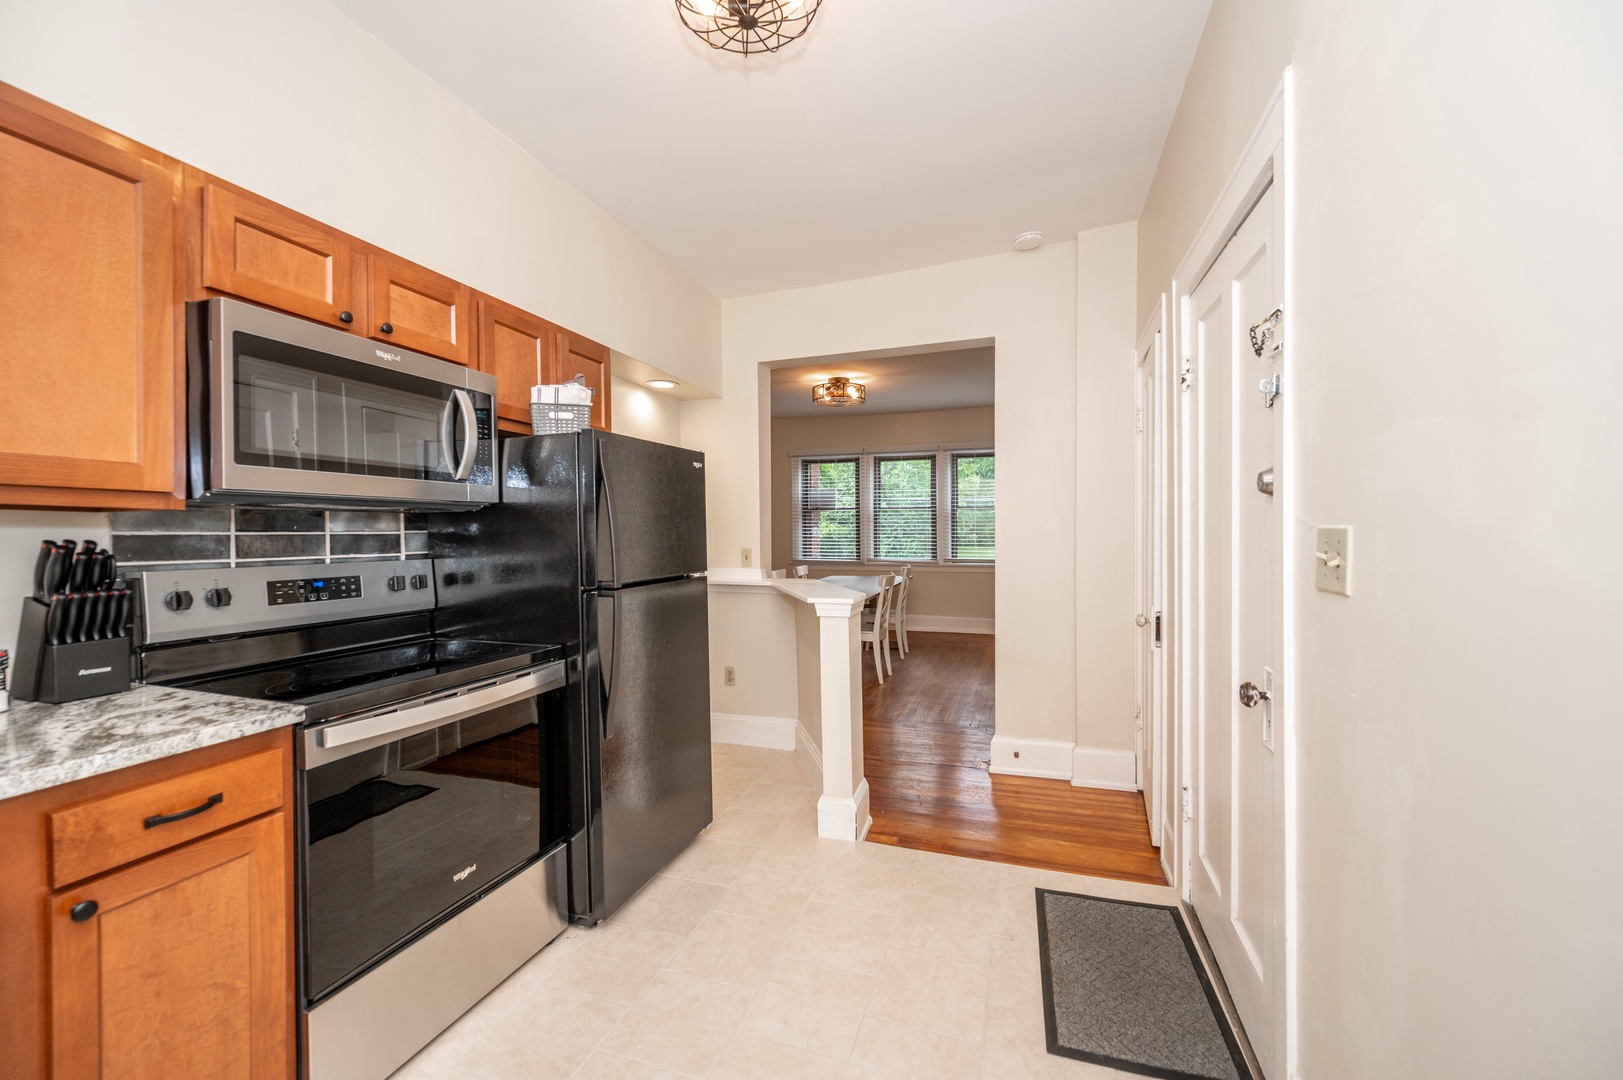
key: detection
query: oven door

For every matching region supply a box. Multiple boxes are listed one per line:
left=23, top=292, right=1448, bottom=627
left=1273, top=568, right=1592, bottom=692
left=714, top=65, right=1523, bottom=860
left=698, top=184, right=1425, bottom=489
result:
left=298, top=661, right=567, bottom=1005
left=198, top=298, right=498, bottom=507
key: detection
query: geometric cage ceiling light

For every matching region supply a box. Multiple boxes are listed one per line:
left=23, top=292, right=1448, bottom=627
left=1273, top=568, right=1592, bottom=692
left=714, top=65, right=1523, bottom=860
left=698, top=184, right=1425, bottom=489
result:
left=812, top=375, right=865, bottom=407
left=674, top=0, right=823, bottom=55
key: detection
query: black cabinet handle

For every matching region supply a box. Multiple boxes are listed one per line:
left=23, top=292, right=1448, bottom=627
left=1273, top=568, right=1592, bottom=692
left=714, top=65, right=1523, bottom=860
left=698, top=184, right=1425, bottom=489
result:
left=143, top=792, right=223, bottom=829
left=379, top=322, right=394, bottom=334
left=338, top=310, right=354, bottom=324
left=70, top=900, right=98, bottom=922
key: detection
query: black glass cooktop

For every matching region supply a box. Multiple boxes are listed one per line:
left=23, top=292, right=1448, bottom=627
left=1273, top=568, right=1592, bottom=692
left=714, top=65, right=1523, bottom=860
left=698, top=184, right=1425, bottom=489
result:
left=172, top=637, right=564, bottom=723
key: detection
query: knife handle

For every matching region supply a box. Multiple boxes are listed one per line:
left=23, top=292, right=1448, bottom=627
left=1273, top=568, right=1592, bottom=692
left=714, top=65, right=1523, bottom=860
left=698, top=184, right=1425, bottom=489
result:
left=67, top=553, right=91, bottom=594
left=42, top=547, right=67, bottom=599
left=33, top=541, right=54, bottom=602
left=67, top=594, right=89, bottom=645
left=46, top=595, right=68, bottom=647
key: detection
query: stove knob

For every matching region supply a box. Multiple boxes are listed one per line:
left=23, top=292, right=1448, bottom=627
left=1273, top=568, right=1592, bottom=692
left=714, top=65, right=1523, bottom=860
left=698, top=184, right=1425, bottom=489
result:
left=204, top=587, right=233, bottom=608
left=410, top=574, right=429, bottom=590
left=387, top=575, right=406, bottom=592
left=162, top=589, right=194, bottom=612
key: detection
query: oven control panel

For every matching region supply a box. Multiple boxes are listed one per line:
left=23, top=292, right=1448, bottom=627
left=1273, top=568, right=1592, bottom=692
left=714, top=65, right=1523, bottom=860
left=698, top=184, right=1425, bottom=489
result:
left=140, top=559, right=437, bottom=645
left=268, top=574, right=363, bottom=605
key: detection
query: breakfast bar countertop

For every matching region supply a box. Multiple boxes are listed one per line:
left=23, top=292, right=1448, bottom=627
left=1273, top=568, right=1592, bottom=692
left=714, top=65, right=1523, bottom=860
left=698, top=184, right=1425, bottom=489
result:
left=0, top=684, right=303, bottom=800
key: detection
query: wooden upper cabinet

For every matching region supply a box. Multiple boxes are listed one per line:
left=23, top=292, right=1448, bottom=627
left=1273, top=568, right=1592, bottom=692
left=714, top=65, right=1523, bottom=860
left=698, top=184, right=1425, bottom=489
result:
left=201, top=181, right=360, bottom=329
left=0, top=84, right=183, bottom=509
left=476, top=295, right=556, bottom=428
left=555, top=328, right=613, bottom=431
left=369, top=252, right=472, bottom=365
left=48, top=813, right=290, bottom=1080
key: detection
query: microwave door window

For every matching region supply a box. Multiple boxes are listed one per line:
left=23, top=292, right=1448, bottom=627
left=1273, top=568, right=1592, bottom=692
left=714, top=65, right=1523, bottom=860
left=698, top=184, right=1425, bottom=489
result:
left=237, top=362, right=320, bottom=469
left=355, top=393, right=452, bottom=480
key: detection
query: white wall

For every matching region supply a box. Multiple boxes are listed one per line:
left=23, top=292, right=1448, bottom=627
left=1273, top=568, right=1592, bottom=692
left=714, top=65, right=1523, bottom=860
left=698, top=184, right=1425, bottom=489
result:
left=1141, top=1, right=1623, bottom=1075
left=685, top=242, right=1106, bottom=752
left=0, top=0, right=721, bottom=389
left=609, top=376, right=683, bottom=446
left=706, top=585, right=800, bottom=729
left=1075, top=224, right=1139, bottom=758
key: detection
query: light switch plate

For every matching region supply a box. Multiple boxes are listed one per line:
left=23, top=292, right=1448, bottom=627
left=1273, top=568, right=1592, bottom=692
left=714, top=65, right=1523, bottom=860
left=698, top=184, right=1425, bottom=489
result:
left=1315, top=526, right=1351, bottom=595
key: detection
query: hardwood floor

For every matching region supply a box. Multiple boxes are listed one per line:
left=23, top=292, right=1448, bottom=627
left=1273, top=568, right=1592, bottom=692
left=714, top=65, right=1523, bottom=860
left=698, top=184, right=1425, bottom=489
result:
left=862, top=631, right=1167, bottom=885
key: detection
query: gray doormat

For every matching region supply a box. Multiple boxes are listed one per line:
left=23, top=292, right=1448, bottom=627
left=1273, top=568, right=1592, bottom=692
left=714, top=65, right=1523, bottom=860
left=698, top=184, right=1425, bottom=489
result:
left=1036, top=889, right=1251, bottom=1080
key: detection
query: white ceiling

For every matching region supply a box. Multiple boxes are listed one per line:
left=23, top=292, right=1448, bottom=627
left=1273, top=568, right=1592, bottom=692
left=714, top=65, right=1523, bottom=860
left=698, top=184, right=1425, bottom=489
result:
left=332, top=0, right=1209, bottom=299
left=769, top=346, right=994, bottom=418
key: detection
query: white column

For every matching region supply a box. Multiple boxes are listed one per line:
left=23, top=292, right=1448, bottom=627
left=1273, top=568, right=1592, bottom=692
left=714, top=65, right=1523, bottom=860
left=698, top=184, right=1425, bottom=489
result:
left=771, top=580, right=870, bottom=841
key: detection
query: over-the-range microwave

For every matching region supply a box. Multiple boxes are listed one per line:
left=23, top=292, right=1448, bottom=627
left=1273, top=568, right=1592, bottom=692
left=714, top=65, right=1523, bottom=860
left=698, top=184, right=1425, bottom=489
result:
left=187, top=298, right=498, bottom=509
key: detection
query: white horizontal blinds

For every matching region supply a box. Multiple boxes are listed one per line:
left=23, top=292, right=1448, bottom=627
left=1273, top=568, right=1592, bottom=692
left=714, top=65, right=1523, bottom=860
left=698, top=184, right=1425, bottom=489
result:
left=796, top=457, right=859, bottom=560
left=872, top=455, right=936, bottom=561
left=951, top=451, right=995, bottom=560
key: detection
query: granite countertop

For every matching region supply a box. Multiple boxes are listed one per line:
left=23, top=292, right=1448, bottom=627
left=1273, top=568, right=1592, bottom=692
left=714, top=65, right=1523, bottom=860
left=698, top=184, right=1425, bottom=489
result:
left=0, top=685, right=304, bottom=800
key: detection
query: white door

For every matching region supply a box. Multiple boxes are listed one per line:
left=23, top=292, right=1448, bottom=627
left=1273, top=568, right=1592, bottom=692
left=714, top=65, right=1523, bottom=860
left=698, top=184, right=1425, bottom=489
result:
left=1185, top=180, right=1285, bottom=1076
left=1135, top=314, right=1169, bottom=848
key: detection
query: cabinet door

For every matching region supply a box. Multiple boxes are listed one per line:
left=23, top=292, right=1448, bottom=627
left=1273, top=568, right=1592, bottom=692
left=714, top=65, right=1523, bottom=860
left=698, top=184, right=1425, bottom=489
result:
left=477, top=295, right=556, bottom=429
left=0, top=89, right=182, bottom=507
left=202, top=182, right=358, bottom=329
left=555, top=328, right=612, bottom=431
left=369, top=253, right=472, bottom=365
left=49, top=813, right=290, bottom=1080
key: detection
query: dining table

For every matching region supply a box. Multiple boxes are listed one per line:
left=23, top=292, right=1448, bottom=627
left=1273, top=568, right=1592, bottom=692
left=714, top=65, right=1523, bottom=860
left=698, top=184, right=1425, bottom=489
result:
left=818, top=574, right=890, bottom=601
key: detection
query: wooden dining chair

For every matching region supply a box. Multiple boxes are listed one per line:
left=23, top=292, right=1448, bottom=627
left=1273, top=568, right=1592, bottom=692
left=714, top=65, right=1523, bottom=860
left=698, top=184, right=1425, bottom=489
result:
left=793, top=565, right=810, bottom=578
left=888, top=565, right=913, bottom=656
left=859, top=575, right=896, bottom=682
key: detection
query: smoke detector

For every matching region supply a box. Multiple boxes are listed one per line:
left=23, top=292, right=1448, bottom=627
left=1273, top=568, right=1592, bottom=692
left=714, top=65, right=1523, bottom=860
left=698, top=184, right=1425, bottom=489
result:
left=1013, top=231, right=1045, bottom=251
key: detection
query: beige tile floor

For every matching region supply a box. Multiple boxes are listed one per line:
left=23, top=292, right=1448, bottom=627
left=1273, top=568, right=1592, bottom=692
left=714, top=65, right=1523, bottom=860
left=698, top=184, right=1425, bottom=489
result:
left=388, top=743, right=1182, bottom=1080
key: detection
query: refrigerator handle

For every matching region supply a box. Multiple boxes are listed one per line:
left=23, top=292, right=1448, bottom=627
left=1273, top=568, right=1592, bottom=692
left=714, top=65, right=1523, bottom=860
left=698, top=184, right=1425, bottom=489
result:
left=597, top=592, right=618, bottom=740
left=598, top=439, right=618, bottom=587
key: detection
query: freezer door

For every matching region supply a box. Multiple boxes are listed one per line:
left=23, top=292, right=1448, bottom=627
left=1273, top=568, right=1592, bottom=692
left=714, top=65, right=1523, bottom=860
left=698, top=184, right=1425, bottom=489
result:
left=591, top=432, right=707, bottom=587
left=591, top=575, right=712, bottom=917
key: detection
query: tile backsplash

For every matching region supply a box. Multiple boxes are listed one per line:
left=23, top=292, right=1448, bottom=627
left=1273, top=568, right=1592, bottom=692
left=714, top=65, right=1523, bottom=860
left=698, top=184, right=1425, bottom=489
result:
left=110, top=508, right=430, bottom=572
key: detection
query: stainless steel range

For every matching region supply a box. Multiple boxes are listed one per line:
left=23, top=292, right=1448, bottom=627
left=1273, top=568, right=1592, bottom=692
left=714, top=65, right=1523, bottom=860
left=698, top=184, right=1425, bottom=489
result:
left=136, top=558, right=571, bottom=1080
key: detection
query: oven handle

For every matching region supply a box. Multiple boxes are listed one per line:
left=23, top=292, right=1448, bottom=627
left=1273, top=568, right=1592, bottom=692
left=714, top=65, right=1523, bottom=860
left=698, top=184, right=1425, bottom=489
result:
left=302, top=662, right=565, bottom=768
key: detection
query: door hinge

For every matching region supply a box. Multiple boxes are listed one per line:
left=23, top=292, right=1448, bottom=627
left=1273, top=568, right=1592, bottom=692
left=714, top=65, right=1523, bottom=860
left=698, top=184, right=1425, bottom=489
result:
left=1181, top=785, right=1192, bottom=822
left=1179, top=356, right=1193, bottom=392
left=1134, top=406, right=1144, bottom=434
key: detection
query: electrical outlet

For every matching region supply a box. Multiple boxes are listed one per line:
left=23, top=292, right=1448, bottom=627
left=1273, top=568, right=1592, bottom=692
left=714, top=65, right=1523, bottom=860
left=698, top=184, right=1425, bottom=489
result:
left=740, top=547, right=752, bottom=567
left=1315, top=526, right=1351, bottom=595
left=724, top=666, right=736, bottom=686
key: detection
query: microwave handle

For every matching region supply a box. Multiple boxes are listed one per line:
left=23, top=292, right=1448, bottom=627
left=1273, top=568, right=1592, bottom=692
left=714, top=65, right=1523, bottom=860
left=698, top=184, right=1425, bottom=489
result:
left=452, top=389, right=478, bottom=480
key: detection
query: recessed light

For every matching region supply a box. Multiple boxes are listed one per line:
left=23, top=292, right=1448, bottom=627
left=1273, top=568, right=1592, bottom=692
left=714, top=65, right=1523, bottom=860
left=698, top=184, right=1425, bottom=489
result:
left=1014, top=231, right=1045, bottom=251
left=645, top=379, right=678, bottom=389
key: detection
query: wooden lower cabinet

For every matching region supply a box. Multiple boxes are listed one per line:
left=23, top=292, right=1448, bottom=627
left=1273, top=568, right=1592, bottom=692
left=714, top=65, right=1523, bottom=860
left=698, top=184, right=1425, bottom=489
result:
left=49, top=814, right=289, bottom=1080
left=0, top=728, right=295, bottom=1080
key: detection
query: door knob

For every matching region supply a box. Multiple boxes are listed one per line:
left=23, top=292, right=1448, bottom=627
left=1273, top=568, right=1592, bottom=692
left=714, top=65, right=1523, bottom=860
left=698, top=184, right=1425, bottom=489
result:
left=1135, top=613, right=1149, bottom=627
left=1238, top=681, right=1271, bottom=708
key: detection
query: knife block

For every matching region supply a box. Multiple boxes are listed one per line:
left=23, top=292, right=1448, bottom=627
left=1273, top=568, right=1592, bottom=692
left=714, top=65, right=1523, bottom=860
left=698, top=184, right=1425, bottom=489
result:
left=10, top=598, right=132, bottom=704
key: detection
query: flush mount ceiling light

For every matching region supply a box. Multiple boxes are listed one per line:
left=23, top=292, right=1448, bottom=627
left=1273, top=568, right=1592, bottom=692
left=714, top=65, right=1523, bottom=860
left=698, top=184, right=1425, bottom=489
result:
left=812, top=376, right=865, bottom=407
left=645, top=379, right=679, bottom=389
left=1013, top=231, right=1045, bottom=251
left=675, top=0, right=822, bottom=56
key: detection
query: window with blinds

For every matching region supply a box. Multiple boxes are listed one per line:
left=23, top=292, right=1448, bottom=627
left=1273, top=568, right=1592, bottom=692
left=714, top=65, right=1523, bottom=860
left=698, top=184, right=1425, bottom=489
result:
left=950, top=451, right=995, bottom=560
left=872, top=455, right=936, bottom=560
left=795, top=457, right=859, bottom=560
left=791, top=448, right=993, bottom=564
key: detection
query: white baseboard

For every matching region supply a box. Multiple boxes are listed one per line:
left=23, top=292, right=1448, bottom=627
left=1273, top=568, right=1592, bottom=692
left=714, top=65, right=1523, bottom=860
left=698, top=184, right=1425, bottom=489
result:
left=988, top=735, right=1075, bottom=780
left=710, top=713, right=796, bottom=751
left=1071, top=745, right=1139, bottom=791
left=905, top=615, right=994, bottom=635
left=794, top=722, right=823, bottom=786
left=818, top=779, right=871, bottom=842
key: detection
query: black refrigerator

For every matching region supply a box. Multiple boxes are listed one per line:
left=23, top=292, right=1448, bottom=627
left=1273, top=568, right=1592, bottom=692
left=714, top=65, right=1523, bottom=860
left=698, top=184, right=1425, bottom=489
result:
left=422, top=430, right=712, bottom=923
